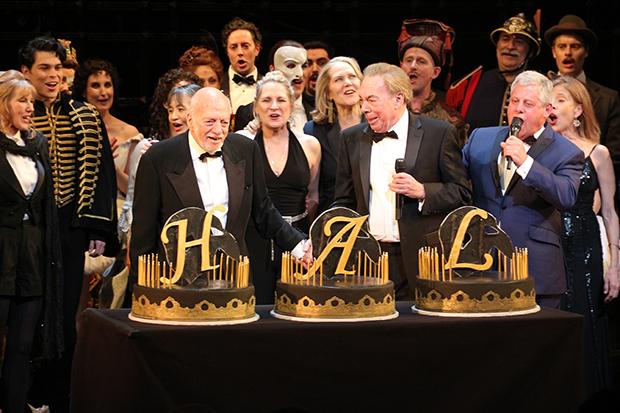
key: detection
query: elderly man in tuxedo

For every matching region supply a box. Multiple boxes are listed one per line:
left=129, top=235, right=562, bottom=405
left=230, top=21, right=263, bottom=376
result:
left=333, top=63, right=472, bottom=300
left=463, top=70, right=584, bottom=309
left=130, top=87, right=310, bottom=290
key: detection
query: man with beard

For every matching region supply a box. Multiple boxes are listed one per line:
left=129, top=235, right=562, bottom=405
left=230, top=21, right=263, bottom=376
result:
left=447, top=13, right=542, bottom=134
left=302, top=41, right=332, bottom=110
left=234, top=40, right=313, bottom=133
left=545, top=14, right=620, bottom=180
left=221, top=17, right=262, bottom=114
left=397, top=19, right=468, bottom=147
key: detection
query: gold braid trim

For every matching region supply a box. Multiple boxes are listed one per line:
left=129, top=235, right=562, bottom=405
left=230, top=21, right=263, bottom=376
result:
left=67, top=101, right=103, bottom=215
left=31, top=107, right=78, bottom=207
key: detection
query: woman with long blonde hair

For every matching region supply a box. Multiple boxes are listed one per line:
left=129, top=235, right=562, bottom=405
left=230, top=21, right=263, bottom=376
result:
left=549, top=75, right=618, bottom=395
left=303, top=56, right=365, bottom=215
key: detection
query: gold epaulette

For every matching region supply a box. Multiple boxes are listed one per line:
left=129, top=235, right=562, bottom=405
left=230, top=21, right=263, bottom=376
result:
left=449, top=65, right=483, bottom=90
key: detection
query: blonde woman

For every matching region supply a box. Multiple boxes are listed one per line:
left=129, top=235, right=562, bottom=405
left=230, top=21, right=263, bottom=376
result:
left=549, top=75, right=618, bottom=395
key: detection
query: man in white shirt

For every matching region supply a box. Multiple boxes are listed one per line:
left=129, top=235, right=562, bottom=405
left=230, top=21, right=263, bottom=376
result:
left=130, top=87, right=310, bottom=290
left=220, top=17, right=263, bottom=114
left=333, top=63, right=471, bottom=300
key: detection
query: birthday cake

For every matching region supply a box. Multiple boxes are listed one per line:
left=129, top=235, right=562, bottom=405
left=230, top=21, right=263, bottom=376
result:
left=414, top=206, right=537, bottom=315
left=274, top=208, right=396, bottom=320
left=130, top=207, right=257, bottom=324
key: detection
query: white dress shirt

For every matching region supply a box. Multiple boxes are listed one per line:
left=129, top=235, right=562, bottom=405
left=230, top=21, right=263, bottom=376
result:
left=498, top=125, right=545, bottom=195
left=368, top=110, right=409, bottom=242
left=5, top=132, right=38, bottom=220
left=289, top=95, right=307, bottom=134
left=229, top=66, right=258, bottom=113
left=6, top=132, right=38, bottom=198
left=188, top=132, right=228, bottom=229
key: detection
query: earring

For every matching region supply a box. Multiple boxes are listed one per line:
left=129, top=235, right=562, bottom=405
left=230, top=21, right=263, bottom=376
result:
left=573, top=118, right=581, bottom=128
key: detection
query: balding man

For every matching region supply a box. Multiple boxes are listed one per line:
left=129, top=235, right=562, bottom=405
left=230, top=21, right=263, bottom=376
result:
left=332, top=63, right=471, bottom=300
left=130, top=88, right=309, bottom=289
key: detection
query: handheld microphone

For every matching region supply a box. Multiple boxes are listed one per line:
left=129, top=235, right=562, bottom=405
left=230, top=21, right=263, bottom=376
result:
left=506, top=117, right=523, bottom=170
left=394, top=158, right=406, bottom=220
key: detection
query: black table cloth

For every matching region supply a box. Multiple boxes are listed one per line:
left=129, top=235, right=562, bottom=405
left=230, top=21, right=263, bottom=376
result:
left=71, top=303, right=583, bottom=413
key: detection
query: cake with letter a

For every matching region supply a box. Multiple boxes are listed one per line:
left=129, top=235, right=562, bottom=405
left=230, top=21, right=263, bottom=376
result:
left=414, top=206, right=538, bottom=316
left=273, top=207, right=397, bottom=321
left=130, top=207, right=257, bottom=325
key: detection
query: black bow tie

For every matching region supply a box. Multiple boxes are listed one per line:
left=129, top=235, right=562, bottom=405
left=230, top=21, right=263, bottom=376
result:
left=522, top=136, right=536, bottom=146
left=372, top=130, right=398, bottom=143
left=233, top=74, right=256, bottom=86
left=199, top=151, right=222, bottom=161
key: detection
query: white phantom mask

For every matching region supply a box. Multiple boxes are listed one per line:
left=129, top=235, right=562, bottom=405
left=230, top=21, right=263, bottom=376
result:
left=273, top=46, right=307, bottom=83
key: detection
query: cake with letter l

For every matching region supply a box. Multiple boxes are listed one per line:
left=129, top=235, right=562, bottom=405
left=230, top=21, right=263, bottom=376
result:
left=414, top=206, right=538, bottom=315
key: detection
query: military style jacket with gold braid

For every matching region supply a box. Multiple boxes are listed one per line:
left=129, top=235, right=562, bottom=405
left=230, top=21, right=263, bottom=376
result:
left=32, top=92, right=118, bottom=237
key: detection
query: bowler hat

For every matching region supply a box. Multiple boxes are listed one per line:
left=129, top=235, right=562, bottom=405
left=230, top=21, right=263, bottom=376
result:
left=544, top=15, right=598, bottom=50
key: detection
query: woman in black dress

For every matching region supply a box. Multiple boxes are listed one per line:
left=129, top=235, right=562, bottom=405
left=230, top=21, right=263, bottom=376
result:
left=0, top=70, right=63, bottom=413
left=239, top=71, right=320, bottom=303
left=549, top=76, right=619, bottom=396
left=303, top=56, right=365, bottom=215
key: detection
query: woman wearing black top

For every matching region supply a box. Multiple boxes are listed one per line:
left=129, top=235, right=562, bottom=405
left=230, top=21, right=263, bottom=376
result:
left=0, top=70, right=63, bottom=413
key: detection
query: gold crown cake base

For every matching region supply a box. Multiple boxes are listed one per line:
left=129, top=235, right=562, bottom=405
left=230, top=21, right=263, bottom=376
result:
left=271, top=309, right=398, bottom=323
left=128, top=312, right=260, bottom=326
left=131, top=284, right=257, bottom=324
left=274, top=280, right=396, bottom=320
left=415, top=273, right=537, bottom=315
left=412, top=304, right=540, bottom=318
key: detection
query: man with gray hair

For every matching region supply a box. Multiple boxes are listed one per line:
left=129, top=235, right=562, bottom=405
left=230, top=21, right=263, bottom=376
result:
left=463, top=70, right=584, bottom=308
left=333, top=63, right=471, bottom=300
left=130, top=87, right=311, bottom=292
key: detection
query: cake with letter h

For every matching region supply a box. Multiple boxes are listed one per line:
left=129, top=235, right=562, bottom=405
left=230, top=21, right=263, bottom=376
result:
left=274, top=207, right=398, bottom=321
left=130, top=207, right=258, bottom=325
left=414, top=206, right=538, bottom=316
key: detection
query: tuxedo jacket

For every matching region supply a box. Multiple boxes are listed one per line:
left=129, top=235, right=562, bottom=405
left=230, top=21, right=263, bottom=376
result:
left=0, top=146, right=45, bottom=229
left=463, top=124, right=584, bottom=295
left=585, top=78, right=620, bottom=177
left=129, top=131, right=305, bottom=283
left=332, top=111, right=472, bottom=281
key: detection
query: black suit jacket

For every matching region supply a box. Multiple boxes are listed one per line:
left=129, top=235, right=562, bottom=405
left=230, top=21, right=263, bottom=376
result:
left=304, top=116, right=367, bottom=215
left=332, top=111, right=472, bottom=280
left=0, top=146, right=45, bottom=228
left=129, top=131, right=305, bottom=284
left=585, top=78, right=620, bottom=178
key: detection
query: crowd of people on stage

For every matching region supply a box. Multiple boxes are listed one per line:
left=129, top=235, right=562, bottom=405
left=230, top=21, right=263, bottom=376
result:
left=0, top=10, right=619, bottom=412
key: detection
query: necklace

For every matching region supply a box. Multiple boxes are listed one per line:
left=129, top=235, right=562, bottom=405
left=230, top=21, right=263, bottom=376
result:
left=264, top=140, right=288, bottom=177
